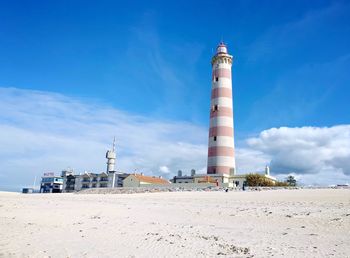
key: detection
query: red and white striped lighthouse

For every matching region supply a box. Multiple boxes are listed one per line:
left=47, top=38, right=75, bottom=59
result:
left=207, top=42, right=236, bottom=176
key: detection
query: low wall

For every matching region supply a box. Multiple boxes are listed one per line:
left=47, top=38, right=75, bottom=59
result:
left=77, top=185, right=317, bottom=194
left=77, top=183, right=222, bottom=194
left=141, top=183, right=216, bottom=188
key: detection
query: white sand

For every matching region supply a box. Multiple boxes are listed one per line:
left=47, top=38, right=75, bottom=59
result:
left=0, top=189, right=349, bottom=257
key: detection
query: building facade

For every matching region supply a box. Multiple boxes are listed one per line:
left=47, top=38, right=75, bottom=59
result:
left=62, top=170, right=129, bottom=192
left=171, top=176, right=194, bottom=184
left=207, top=42, right=236, bottom=176
left=40, top=173, right=63, bottom=193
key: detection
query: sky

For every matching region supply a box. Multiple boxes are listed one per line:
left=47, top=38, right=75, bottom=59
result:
left=0, top=0, right=349, bottom=190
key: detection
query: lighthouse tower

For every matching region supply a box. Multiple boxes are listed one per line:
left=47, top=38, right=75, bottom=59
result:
left=207, top=42, right=236, bottom=176
left=106, top=137, right=116, bottom=173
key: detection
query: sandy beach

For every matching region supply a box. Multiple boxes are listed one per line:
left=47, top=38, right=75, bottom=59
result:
left=0, top=189, right=349, bottom=257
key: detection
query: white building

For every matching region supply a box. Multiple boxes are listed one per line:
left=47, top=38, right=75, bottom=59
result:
left=40, top=173, right=63, bottom=193
left=75, top=172, right=114, bottom=189
left=62, top=170, right=129, bottom=192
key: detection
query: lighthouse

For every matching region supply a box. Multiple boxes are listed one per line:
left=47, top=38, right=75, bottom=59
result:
left=207, top=42, right=236, bottom=176
left=106, top=137, right=116, bottom=173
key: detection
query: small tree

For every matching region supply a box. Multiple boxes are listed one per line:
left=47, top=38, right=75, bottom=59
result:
left=286, top=175, right=297, bottom=186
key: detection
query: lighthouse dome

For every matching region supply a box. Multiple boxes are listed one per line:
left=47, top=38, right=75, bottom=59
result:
left=216, top=42, right=228, bottom=54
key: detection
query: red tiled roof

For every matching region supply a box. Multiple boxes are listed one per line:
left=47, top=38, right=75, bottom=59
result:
left=133, top=174, right=170, bottom=184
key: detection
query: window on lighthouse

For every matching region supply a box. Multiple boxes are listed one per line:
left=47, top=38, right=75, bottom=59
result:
left=215, top=77, right=219, bottom=82
left=213, top=136, right=217, bottom=141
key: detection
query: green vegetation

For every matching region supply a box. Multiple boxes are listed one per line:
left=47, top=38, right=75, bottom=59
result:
left=245, top=173, right=275, bottom=187
left=245, top=173, right=297, bottom=187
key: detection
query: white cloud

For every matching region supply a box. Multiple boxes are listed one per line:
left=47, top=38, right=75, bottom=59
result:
left=235, top=148, right=270, bottom=173
left=0, top=87, right=349, bottom=190
left=246, top=126, right=350, bottom=184
left=159, top=166, right=170, bottom=174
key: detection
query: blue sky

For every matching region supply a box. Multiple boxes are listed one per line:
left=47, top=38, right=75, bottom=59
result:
left=1, top=0, right=350, bottom=190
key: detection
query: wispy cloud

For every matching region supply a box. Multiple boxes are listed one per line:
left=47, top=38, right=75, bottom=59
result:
left=124, top=11, right=206, bottom=120
left=245, top=2, right=349, bottom=64
left=233, top=2, right=350, bottom=135
left=242, top=51, right=350, bottom=131
left=0, top=87, right=208, bottom=190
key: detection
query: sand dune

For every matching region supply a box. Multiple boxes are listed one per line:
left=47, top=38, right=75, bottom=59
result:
left=0, top=189, right=349, bottom=257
